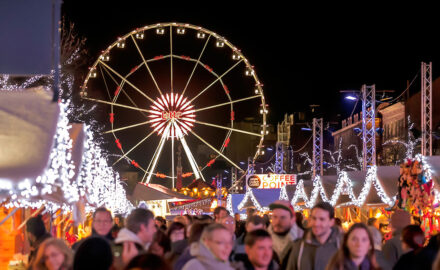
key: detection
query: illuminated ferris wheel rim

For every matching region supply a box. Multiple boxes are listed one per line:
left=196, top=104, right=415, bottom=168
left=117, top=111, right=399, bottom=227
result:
left=80, top=22, right=268, bottom=184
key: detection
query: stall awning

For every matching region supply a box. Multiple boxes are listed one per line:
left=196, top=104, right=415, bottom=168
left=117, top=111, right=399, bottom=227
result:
left=0, top=87, right=59, bottom=181
left=132, top=182, right=193, bottom=202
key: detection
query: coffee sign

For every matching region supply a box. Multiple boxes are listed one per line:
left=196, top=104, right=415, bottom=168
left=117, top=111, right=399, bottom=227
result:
left=246, top=174, right=296, bottom=189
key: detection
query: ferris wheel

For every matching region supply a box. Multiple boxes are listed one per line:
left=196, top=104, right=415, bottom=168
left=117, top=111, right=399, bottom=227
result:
left=80, top=22, right=268, bottom=187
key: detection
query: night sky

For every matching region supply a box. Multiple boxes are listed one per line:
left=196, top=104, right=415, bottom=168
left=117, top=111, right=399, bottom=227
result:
left=61, top=2, right=440, bottom=180
left=62, top=2, right=440, bottom=123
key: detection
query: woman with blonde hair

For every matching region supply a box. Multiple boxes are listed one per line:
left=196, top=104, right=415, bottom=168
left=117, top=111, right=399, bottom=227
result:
left=326, top=223, right=381, bottom=270
left=32, top=238, right=73, bottom=270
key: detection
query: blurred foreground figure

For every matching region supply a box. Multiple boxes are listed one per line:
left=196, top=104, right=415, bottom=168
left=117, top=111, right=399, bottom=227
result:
left=32, top=238, right=73, bottom=270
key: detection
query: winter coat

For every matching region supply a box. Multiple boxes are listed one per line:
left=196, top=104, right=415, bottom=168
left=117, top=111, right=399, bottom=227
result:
left=174, top=246, right=194, bottom=270
left=382, top=230, right=403, bottom=267
left=182, top=241, right=235, bottom=270
left=285, top=227, right=342, bottom=270
left=393, top=250, right=420, bottom=270
left=113, top=228, right=148, bottom=270
left=375, top=249, right=391, bottom=270
left=327, top=257, right=372, bottom=270
left=238, top=256, right=279, bottom=270
left=268, top=222, right=304, bottom=267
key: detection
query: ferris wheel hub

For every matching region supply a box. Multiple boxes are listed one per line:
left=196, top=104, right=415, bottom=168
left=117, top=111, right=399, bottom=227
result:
left=149, top=92, right=195, bottom=138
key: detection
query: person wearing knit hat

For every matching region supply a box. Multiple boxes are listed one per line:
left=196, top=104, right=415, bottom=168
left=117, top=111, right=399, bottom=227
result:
left=382, top=209, right=411, bottom=267
left=267, top=200, right=303, bottom=268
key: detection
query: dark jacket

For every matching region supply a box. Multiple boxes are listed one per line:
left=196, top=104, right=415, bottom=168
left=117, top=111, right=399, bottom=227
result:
left=174, top=246, right=194, bottom=270
left=416, top=233, right=440, bottom=270
left=72, top=228, right=114, bottom=251
left=393, top=250, right=419, bottom=270
left=285, top=227, right=342, bottom=270
left=382, top=230, right=403, bottom=267
left=327, top=257, right=372, bottom=270
left=239, top=256, right=279, bottom=270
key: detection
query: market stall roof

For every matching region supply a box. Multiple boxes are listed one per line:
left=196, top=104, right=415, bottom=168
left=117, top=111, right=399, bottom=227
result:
left=0, top=87, right=59, bottom=181
left=228, top=194, right=245, bottom=214
left=132, top=182, right=193, bottom=202
left=186, top=179, right=214, bottom=190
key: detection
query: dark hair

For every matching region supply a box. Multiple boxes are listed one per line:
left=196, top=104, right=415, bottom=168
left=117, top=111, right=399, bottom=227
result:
left=183, top=214, right=193, bottom=224
left=244, top=229, right=271, bottom=247
left=126, top=208, right=154, bottom=234
left=124, top=253, right=171, bottom=270
left=188, top=222, right=210, bottom=244
left=213, top=206, right=228, bottom=219
left=93, top=207, right=112, bottom=220
left=26, top=215, right=47, bottom=238
left=155, top=216, right=166, bottom=225
left=73, top=237, right=113, bottom=270
left=367, top=217, right=377, bottom=226
left=402, top=225, right=424, bottom=250
left=326, top=223, right=379, bottom=270
left=246, top=215, right=265, bottom=227
left=311, top=202, right=334, bottom=219
left=201, top=223, right=230, bottom=241
left=334, top=218, right=342, bottom=227
left=295, top=212, right=305, bottom=230
left=150, top=230, right=171, bottom=254
left=167, top=222, right=186, bottom=239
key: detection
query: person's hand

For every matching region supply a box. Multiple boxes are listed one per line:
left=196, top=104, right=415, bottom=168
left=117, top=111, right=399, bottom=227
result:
left=122, top=241, right=139, bottom=265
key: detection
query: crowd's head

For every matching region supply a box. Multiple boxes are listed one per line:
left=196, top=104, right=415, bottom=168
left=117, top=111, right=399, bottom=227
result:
left=33, top=238, right=73, bottom=270
left=92, top=207, right=113, bottom=237
left=126, top=208, right=156, bottom=244
left=310, top=201, right=335, bottom=239
left=244, top=229, right=273, bottom=269
left=201, top=223, right=233, bottom=261
left=213, top=206, right=229, bottom=221
left=269, top=200, right=296, bottom=235
left=26, top=215, right=47, bottom=243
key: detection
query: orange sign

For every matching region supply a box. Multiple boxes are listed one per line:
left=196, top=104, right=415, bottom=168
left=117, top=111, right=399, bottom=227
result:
left=246, top=174, right=296, bottom=189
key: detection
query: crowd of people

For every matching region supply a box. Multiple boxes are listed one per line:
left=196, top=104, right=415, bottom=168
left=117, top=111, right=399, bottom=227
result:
left=24, top=200, right=440, bottom=270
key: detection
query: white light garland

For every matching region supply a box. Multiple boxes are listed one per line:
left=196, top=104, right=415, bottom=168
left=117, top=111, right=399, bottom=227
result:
left=279, top=185, right=289, bottom=201
left=237, top=188, right=269, bottom=212
left=77, top=126, right=134, bottom=214
left=226, top=194, right=234, bottom=214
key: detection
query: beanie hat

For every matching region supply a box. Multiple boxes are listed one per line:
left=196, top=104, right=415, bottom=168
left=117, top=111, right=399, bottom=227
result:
left=269, top=200, right=294, bottom=217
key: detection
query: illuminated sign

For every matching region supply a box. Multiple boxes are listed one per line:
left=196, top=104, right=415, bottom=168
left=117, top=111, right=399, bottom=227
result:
left=246, top=174, right=296, bottom=189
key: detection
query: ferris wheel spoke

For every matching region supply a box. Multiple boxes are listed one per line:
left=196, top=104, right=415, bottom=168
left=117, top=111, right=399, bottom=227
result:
left=181, top=34, right=211, bottom=97
left=112, top=129, right=156, bottom=166
left=143, top=123, right=171, bottom=183
left=99, top=60, right=155, bottom=103
left=188, top=129, right=244, bottom=172
left=220, top=130, right=233, bottom=153
left=130, top=35, right=163, bottom=96
left=195, top=95, right=262, bottom=112
left=82, top=97, right=152, bottom=113
left=102, top=119, right=154, bottom=135
left=178, top=133, right=206, bottom=182
left=101, top=66, right=149, bottom=118
left=195, top=120, right=263, bottom=137
left=98, top=65, right=112, bottom=100
left=190, top=59, right=244, bottom=103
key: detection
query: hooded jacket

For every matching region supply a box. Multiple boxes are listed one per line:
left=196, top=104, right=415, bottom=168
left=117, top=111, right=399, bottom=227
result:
left=268, top=222, right=304, bottom=267
left=285, top=227, right=342, bottom=270
left=182, top=241, right=235, bottom=270
left=113, top=228, right=149, bottom=270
